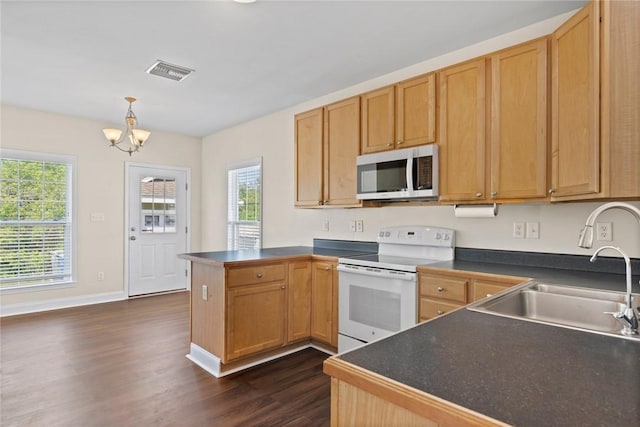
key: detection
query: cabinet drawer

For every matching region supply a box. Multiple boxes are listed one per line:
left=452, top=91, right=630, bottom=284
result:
left=419, top=274, right=468, bottom=303
left=227, top=263, right=286, bottom=287
left=472, top=281, right=512, bottom=302
left=419, top=298, right=464, bottom=321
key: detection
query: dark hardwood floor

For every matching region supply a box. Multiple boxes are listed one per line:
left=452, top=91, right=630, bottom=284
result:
left=1, top=292, right=331, bottom=427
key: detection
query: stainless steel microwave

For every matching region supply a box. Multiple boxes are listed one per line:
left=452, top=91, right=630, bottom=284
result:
left=356, top=144, right=438, bottom=200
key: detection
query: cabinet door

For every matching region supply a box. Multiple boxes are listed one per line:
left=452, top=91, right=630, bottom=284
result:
left=550, top=1, right=600, bottom=199
left=397, top=73, right=436, bottom=148
left=361, top=86, right=395, bottom=154
left=324, top=97, right=361, bottom=207
left=438, top=58, right=488, bottom=202
left=226, top=282, right=286, bottom=361
left=287, top=261, right=311, bottom=343
left=311, top=261, right=337, bottom=347
left=294, top=108, right=324, bottom=207
left=491, top=38, right=549, bottom=200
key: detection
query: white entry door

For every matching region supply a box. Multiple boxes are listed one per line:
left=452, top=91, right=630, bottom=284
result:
left=127, top=164, right=189, bottom=296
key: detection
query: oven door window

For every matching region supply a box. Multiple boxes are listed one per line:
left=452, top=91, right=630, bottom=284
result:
left=357, top=159, right=407, bottom=194
left=349, top=285, right=401, bottom=332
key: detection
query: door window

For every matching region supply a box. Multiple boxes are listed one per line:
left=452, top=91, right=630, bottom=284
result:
left=139, top=177, right=176, bottom=233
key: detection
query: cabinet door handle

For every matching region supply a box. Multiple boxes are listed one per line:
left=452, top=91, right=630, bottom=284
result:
left=397, top=141, right=403, bottom=145
left=281, top=285, right=286, bottom=290
left=256, top=273, right=263, bottom=279
left=437, top=310, right=444, bottom=315
left=476, top=192, right=483, bottom=198
left=324, top=266, right=330, bottom=271
left=437, top=286, right=444, bottom=292
left=491, top=191, right=497, bottom=197
left=548, top=188, right=556, bottom=195
left=386, top=143, right=393, bottom=147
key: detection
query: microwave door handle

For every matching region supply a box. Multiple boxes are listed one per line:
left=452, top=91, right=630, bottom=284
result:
left=406, top=153, right=414, bottom=193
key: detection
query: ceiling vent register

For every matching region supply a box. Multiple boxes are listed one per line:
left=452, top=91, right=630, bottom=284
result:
left=146, top=60, right=195, bottom=82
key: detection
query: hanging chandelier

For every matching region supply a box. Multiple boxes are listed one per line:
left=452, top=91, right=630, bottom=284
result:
left=102, top=97, right=151, bottom=156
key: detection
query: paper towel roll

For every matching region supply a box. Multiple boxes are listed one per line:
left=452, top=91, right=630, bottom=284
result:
left=453, top=204, right=498, bottom=218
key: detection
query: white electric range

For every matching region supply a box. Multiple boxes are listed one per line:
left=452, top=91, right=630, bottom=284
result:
left=337, top=226, right=455, bottom=352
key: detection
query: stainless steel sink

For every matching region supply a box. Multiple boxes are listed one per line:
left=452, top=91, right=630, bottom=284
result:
left=467, top=280, right=640, bottom=340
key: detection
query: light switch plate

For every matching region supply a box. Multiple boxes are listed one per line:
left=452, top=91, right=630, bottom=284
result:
left=202, top=285, right=208, bottom=301
left=526, top=222, right=540, bottom=239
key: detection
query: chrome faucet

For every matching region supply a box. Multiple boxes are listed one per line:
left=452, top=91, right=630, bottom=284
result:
left=577, top=202, right=640, bottom=249
left=590, top=246, right=638, bottom=335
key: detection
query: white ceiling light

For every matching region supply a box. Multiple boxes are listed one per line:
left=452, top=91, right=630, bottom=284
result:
left=146, top=60, right=195, bottom=82
left=102, top=97, right=151, bottom=156
left=233, top=0, right=257, bottom=3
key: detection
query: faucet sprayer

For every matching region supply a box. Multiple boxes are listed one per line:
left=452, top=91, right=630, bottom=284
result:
left=577, top=202, right=640, bottom=249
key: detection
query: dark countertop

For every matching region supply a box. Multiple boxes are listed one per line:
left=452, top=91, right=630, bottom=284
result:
left=338, top=308, right=640, bottom=427
left=179, top=245, right=376, bottom=265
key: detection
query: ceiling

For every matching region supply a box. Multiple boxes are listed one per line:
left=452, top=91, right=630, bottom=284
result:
left=1, top=0, right=585, bottom=138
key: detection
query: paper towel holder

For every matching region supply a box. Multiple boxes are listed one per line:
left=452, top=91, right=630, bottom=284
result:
left=453, top=203, right=498, bottom=218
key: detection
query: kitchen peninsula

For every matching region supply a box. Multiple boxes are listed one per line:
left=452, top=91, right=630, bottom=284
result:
left=182, top=240, right=639, bottom=425
left=178, top=240, right=376, bottom=377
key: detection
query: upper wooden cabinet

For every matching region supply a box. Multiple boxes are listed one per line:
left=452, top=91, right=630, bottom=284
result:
left=361, top=86, right=395, bottom=153
left=324, top=96, right=362, bottom=207
left=360, top=74, right=436, bottom=154
left=550, top=1, right=600, bottom=200
left=294, top=108, right=324, bottom=207
left=438, top=58, right=488, bottom=203
left=397, top=73, right=437, bottom=149
left=551, top=0, right=640, bottom=200
left=490, top=38, right=549, bottom=201
left=294, top=98, right=361, bottom=208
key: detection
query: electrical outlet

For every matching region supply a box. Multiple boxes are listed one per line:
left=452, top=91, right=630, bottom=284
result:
left=97, top=271, right=105, bottom=281
left=526, top=222, right=540, bottom=239
left=356, top=220, right=364, bottom=232
left=596, top=222, right=612, bottom=241
left=322, top=220, right=330, bottom=232
left=350, top=221, right=357, bottom=232
left=513, top=222, right=525, bottom=239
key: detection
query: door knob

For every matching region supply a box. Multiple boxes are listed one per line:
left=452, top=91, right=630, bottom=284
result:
left=130, top=236, right=136, bottom=241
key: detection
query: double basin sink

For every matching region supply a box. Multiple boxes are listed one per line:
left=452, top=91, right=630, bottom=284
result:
left=467, top=280, right=640, bottom=340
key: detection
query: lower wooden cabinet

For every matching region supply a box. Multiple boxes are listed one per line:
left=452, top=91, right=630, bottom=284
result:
left=310, top=260, right=338, bottom=347
left=418, top=268, right=527, bottom=321
left=226, top=281, right=286, bottom=361
left=471, top=279, right=517, bottom=302
left=287, top=261, right=312, bottom=343
left=189, top=258, right=338, bottom=366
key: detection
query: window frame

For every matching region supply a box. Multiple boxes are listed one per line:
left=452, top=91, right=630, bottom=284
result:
left=0, top=149, right=77, bottom=293
left=227, top=157, right=262, bottom=251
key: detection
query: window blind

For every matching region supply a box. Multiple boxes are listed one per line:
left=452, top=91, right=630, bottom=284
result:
left=227, top=158, right=262, bottom=250
left=0, top=153, right=74, bottom=288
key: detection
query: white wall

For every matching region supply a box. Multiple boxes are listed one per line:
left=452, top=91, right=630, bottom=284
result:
left=201, top=11, right=640, bottom=259
left=1, top=105, right=202, bottom=309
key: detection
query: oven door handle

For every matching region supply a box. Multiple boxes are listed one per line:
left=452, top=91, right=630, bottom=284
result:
left=337, top=264, right=415, bottom=281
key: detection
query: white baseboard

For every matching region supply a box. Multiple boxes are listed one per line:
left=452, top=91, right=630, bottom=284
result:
left=0, top=291, right=127, bottom=317
left=186, top=342, right=327, bottom=378
left=186, top=343, right=222, bottom=377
